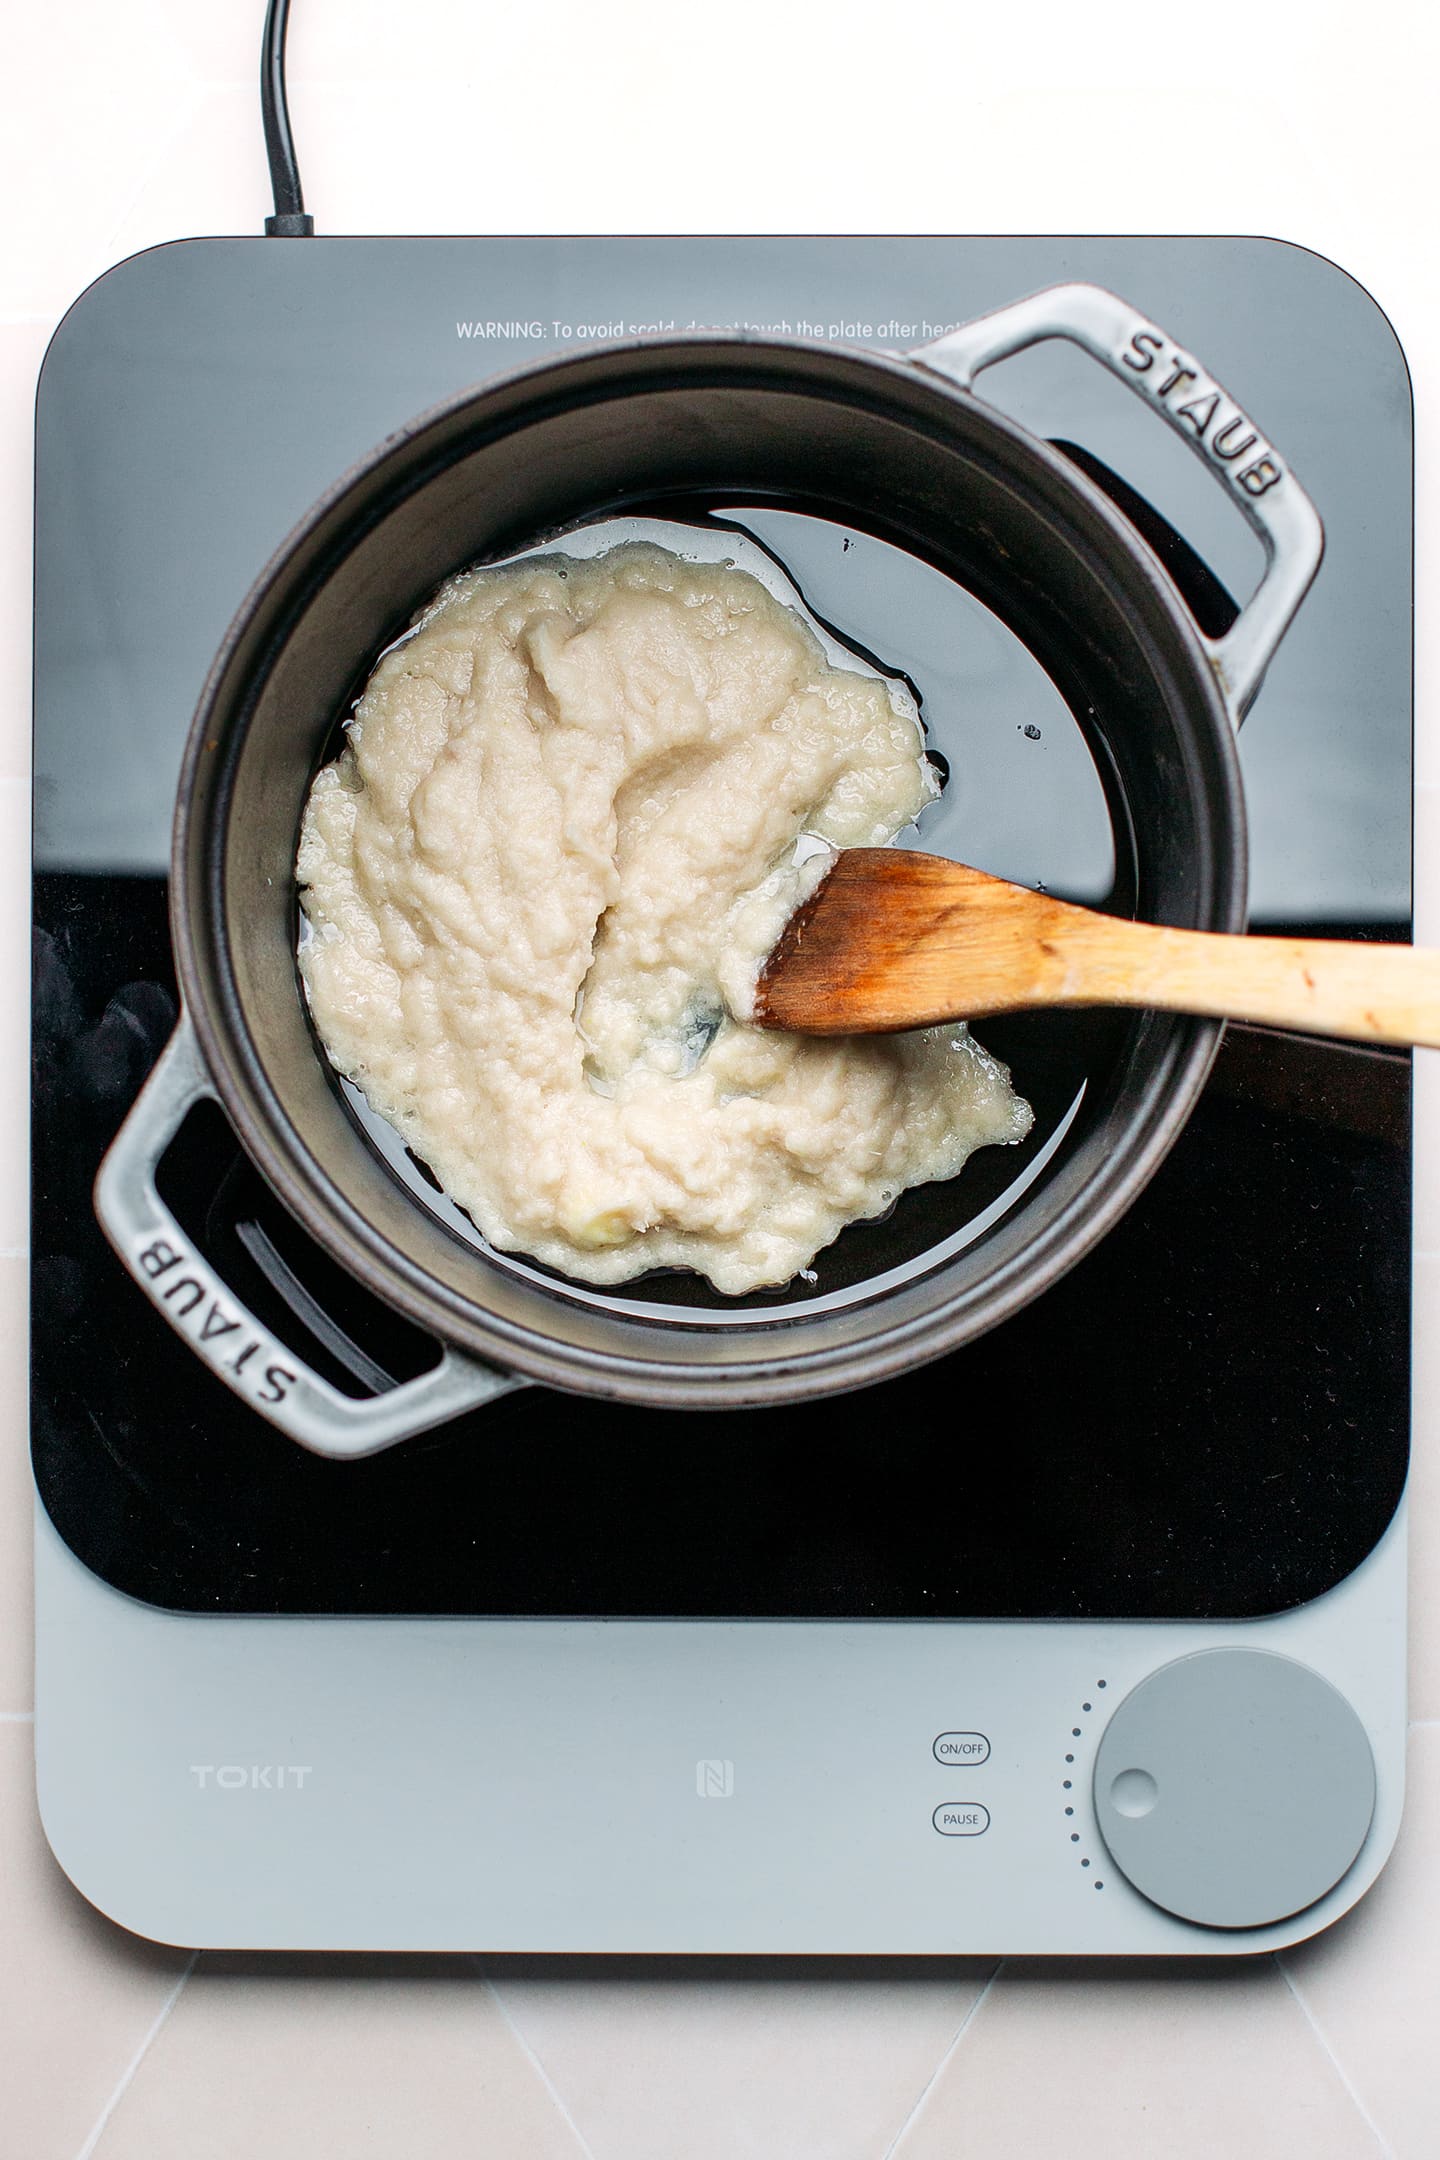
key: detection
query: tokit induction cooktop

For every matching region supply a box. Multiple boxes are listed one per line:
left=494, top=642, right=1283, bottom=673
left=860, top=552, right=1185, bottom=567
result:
left=31, top=235, right=1413, bottom=1952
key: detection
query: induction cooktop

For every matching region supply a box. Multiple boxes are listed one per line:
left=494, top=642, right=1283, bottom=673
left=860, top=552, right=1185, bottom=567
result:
left=31, top=234, right=1413, bottom=1952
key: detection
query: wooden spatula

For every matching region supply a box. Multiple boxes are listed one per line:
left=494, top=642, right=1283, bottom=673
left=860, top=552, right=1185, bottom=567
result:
left=754, top=850, right=1440, bottom=1048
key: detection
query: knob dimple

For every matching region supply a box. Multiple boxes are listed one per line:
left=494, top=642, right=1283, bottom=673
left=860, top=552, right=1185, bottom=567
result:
left=1108, top=1767, right=1158, bottom=1819
left=1092, top=1649, right=1375, bottom=1930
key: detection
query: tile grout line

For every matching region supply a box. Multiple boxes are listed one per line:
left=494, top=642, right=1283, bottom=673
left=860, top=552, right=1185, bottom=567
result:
left=878, top=1959, right=1005, bottom=2160
left=1274, top=1954, right=1399, bottom=2160
left=471, top=1961, right=601, bottom=2160
left=71, top=1949, right=197, bottom=2160
left=0, top=1709, right=34, bottom=1721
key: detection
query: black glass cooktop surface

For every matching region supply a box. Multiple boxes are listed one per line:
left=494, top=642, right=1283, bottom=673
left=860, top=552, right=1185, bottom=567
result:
left=33, top=876, right=1409, bottom=1619
left=30, top=236, right=1412, bottom=1620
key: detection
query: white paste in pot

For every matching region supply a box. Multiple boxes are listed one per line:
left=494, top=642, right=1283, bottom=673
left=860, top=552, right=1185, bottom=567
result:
left=296, top=543, right=1032, bottom=1294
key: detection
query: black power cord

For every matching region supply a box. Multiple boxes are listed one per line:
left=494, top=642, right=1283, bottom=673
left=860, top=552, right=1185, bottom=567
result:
left=261, top=0, right=314, bottom=236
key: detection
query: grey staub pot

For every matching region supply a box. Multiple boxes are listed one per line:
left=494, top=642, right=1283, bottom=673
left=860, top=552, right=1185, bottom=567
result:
left=94, top=283, right=1323, bottom=1458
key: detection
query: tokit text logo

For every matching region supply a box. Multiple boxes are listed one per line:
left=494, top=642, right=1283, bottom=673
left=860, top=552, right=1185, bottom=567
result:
left=189, top=1764, right=314, bottom=1791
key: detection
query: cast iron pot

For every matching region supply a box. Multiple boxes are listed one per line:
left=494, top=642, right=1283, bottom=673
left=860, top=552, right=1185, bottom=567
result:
left=95, top=283, right=1323, bottom=1457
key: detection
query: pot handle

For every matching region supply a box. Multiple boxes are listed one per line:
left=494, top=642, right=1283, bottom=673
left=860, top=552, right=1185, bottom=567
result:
left=909, top=283, right=1324, bottom=719
left=93, top=1016, right=527, bottom=1460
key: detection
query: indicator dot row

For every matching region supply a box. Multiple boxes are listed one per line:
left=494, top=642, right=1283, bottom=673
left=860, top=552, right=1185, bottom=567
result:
left=1063, top=1685, right=1108, bottom=1891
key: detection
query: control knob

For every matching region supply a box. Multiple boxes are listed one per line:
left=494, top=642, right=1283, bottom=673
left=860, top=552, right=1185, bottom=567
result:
left=1091, top=1649, right=1376, bottom=1929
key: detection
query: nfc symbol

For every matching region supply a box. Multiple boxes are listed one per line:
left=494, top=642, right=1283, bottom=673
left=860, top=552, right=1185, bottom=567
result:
left=695, top=1758, right=735, bottom=1798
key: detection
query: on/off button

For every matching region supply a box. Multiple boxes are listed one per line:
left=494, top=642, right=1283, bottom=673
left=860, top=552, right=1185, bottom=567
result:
left=933, top=1731, right=990, bottom=1766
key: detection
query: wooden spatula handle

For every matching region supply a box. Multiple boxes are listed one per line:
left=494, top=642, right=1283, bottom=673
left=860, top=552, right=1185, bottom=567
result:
left=1071, top=919, right=1440, bottom=1049
left=755, top=853, right=1440, bottom=1047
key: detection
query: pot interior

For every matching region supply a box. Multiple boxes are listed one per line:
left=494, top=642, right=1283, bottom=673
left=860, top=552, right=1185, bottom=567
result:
left=329, top=500, right=1126, bottom=1325
left=186, top=342, right=1246, bottom=1397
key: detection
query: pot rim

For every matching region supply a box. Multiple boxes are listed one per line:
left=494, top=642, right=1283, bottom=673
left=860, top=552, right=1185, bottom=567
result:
left=170, top=331, right=1249, bottom=1408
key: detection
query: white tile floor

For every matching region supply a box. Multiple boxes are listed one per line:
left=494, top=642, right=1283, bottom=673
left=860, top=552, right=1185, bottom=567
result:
left=4, top=2, right=1439, bottom=2153
left=484, top=1960, right=1000, bottom=2160
left=88, top=1961, right=593, bottom=2160
left=893, top=1959, right=1388, bottom=2160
